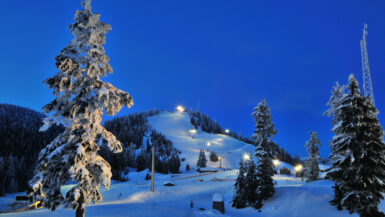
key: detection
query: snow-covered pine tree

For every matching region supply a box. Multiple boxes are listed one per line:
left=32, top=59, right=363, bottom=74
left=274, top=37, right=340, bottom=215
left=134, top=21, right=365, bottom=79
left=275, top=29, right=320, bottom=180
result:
left=244, top=158, right=259, bottom=208
left=232, top=158, right=247, bottom=208
left=303, top=131, right=321, bottom=182
left=28, top=1, right=133, bottom=217
left=251, top=99, right=277, bottom=209
left=324, top=82, right=346, bottom=125
left=327, top=74, right=385, bottom=217
left=323, top=82, right=346, bottom=209
left=197, top=149, right=207, bottom=168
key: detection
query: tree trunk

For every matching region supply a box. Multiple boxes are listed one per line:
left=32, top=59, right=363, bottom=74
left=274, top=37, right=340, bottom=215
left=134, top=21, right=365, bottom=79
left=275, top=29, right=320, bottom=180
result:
left=76, top=206, right=85, bottom=217
left=76, top=193, right=85, bottom=217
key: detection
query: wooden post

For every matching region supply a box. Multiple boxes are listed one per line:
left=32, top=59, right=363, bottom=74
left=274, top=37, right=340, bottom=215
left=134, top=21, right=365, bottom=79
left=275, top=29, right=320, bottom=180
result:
left=151, top=146, right=155, bottom=192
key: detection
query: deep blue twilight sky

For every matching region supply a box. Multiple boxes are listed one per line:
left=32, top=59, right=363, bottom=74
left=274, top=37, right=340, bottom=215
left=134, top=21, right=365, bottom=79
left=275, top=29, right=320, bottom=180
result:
left=0, top=0, right=384, bottom=158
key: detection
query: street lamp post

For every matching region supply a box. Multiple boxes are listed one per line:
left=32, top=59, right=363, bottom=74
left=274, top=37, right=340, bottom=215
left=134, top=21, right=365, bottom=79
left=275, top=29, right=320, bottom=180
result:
left=218, top=157, right=222, bottom=168
left=151, top=146, right=155, bottom=192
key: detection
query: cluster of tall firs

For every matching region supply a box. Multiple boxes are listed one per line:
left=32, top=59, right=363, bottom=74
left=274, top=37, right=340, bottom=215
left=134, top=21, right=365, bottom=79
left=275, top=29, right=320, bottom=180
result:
left=325, top=74, right=385, bottom=217
left=232, top=99, right=277, bottom=210
left=0, top=104, right=63, bottom=196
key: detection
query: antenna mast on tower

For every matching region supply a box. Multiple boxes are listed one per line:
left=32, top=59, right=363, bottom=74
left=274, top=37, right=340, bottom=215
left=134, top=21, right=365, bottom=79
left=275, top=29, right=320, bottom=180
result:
left=360, top=23, right=375, bottom=105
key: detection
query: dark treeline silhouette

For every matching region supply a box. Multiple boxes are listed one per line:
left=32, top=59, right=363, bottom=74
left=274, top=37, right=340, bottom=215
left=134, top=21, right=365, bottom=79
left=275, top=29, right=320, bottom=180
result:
left=0, top=104, right=64, bottom=195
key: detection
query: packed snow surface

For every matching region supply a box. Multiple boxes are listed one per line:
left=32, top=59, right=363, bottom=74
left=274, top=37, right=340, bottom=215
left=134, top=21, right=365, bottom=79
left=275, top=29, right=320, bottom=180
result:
left=2, top=171, right=380, bottom=217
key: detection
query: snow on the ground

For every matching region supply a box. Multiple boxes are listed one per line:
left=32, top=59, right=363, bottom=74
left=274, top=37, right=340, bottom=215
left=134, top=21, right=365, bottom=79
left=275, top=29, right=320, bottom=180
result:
left=0, top=171, right=367, bottom=217
left=0, top=111, right=374, bottom=217
left=148, top=111, right=257, bottom=170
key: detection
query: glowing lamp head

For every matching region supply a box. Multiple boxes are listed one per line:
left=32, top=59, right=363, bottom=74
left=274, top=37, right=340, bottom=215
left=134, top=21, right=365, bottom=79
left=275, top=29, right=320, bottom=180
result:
left=218, top=157, right=221, bottom=160
left=206, top=142, right=211, bottom=147
left=273, top=159, right=280, bottom=166
left=189, top=129, right=197, bottom=134
left=243, top=154, right=250, bottom=161
left=176, top=105, right=185, bottom=112
left=225, top=129, right=230, bottom=133
left=294, top=164, right=303, bottom=172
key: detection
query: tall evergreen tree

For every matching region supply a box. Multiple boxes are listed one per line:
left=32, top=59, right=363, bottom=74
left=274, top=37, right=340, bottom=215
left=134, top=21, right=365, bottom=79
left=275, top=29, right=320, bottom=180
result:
left=324, top=82, right=346, bottom=125
left=28, top=1, right=133, bottom=217
left=196, top=149, right=207, bottom=168
left=327, top=74, right=385, bottom=217
left=251, top=99, right=277, bottom=209
left=232, top=159, right=247, bottom=208
left=303, top=131, right=321, bottom=182
left=244, top=158, right=259, bottom=208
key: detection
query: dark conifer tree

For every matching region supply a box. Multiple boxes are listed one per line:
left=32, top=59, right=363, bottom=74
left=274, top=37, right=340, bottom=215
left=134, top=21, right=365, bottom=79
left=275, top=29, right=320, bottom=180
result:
left=209, top=151, right=219, bottom=162
left=232, top=159, right=247, bottom=208
left=251, top=99, right=277, bottom=209
left=196, top=149, right=207, bottom=168
left=327, top=74, right=385, bottom=217
left=244, top=159, right=259, bottom=208
left=303, top=131, right=321, bottom=182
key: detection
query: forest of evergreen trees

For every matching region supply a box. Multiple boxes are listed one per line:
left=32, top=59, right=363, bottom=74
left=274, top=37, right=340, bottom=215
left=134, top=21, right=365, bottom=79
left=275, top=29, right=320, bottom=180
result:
left=0, top=104, right=64, bottom=195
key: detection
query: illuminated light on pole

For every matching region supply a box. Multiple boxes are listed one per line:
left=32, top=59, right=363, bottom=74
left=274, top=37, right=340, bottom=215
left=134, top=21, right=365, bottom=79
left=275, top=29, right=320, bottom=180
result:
left=176, top=105, right=185, bottom=112
left=189, top=129, right=197, bottom=134
left=294, top=164, right=304, bottom=180
left=225, top=129, right=229, bottom=134
left=206, top=142, right=211, bottom=147
left=243, top=154, right=250, bottom=161
left=218, top=157, right=222, bottom=168
left=294, top=164, right=303, bottom=172
left=273, top=159, right=280, bottom=167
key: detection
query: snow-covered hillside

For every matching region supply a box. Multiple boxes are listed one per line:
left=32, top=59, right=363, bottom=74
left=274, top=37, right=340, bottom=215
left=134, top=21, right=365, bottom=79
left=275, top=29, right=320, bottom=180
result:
left=2, top=110, right=371, bottom=217
left=148, top=111, right=257, bottom=170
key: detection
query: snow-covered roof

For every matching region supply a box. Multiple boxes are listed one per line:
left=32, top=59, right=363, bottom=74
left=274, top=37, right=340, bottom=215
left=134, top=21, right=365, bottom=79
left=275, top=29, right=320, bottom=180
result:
left=213, top=193, right=223, bottom=202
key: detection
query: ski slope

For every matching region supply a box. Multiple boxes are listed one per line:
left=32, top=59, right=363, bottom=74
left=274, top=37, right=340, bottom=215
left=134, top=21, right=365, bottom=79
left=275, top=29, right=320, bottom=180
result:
left=148, top=111, right=294, bottom=172
left=2, top=110, right=378, bottom=217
